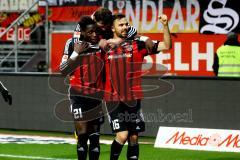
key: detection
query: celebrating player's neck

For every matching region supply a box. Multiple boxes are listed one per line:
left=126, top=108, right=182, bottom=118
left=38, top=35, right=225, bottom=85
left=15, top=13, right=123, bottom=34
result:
left=113, top=36, right=125, bottom=43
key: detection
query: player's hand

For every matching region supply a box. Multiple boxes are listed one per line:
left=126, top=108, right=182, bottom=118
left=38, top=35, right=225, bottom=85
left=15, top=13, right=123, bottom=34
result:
left=158, top=14, right=168, bottom=26
left=1, top=89, right=12, bottom=105
left=74, top=41, right=89, bottom=54
left=99, top=39, right=110, bottom=52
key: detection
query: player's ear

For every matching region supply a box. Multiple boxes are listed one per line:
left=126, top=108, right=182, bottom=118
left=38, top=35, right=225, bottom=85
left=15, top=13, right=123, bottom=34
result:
left=111, top=26, right=115, bottom=33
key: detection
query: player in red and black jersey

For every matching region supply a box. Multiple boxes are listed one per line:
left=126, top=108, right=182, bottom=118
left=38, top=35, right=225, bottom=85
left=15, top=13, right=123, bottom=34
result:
left=105, top=14, right=172, bottom=160
left=60, top=8, right=138, bottom=160
left=60, top=16, right=104, bottom=160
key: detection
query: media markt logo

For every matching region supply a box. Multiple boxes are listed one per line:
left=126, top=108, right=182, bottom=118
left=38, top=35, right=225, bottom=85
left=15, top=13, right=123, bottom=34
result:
left=166, top=131, right=240, bottom=148
left=200, top=0, right=239, bottom=34
left=208, top=133, right=221, bottom=147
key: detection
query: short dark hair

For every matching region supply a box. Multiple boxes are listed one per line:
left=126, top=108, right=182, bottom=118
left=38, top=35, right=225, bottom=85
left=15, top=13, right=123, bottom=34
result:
left=224, top=32, right=240, bottom=46
left=93, top=8, right=113, bottom=25
left=112, top=13, right=126, bottom=23
left=78, top=16, right=96, bottom=31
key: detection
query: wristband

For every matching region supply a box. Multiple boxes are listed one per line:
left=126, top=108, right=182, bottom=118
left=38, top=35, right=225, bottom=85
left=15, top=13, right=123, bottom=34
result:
left=69, top=51, right=79, bottom=60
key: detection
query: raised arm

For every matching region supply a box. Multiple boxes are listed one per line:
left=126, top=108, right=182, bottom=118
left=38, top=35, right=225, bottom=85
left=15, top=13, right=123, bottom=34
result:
left=139, top=14, right=172, bottom=53
left=157, top=14, right=172, bottom=51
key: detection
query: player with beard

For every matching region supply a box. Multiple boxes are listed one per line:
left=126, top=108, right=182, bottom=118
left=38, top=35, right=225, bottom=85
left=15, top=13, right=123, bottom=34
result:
left=104, top=14, right=171, bottom=160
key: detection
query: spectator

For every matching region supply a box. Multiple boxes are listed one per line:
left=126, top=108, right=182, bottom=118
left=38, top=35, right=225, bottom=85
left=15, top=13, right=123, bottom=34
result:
left=212, top=32, right=240, bottom=77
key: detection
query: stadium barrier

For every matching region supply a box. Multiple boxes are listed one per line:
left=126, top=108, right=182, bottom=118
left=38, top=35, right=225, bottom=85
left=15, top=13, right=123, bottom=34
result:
left=0, top=73, right=240, bottom=136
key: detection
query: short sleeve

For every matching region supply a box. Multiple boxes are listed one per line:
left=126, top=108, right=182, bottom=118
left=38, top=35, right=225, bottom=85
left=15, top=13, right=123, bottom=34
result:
left=73, top=24, right=81, bottom=38
left=61, top=38, right=73, bottom=64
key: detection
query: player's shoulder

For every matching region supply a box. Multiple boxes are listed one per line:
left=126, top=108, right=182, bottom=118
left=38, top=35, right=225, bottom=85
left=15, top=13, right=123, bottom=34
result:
left=118, top=39, right=144, bottom=52
left=126, top=38, right=147, bottom=51
left=65, top=37, right=82, bottom=48
left=64, top=38, right=72, bottom=51
left=120, top=39, right=144, bottom=46
left=66, top=37, right=82, bottom=44
left=132, top=38, right=146, bottom=46
left=65, top=38, right=72, bottom=45
left=216, top=45, right=226, bottom=53
left=64, top=38, right=75, bottom=55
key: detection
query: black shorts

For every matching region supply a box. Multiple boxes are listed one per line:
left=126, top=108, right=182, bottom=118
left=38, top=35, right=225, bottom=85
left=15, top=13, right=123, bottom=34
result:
left=106, top=100, right=145, bottom=133
left=70, top=95, right=104, bottom=124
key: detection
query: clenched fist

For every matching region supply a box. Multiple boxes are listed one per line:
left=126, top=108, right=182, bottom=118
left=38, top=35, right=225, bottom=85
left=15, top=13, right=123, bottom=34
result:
left=158, top=14, right=168, bottom=26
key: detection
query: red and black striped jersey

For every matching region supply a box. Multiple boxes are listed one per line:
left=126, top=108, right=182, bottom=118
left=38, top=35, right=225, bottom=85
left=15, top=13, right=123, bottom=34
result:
left=104, top=39, right=159, bottom=101
left=60, top=38, right=104, bottom=96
